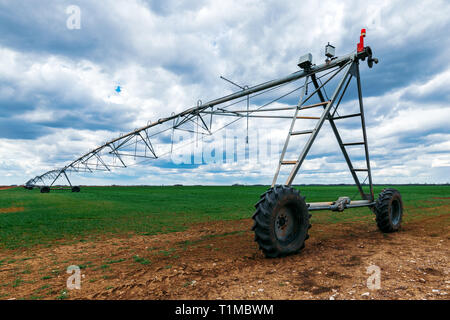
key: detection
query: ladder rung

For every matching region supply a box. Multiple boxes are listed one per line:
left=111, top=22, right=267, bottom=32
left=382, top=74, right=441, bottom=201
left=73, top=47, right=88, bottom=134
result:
left=281, top=161, right=297, bottom=165
left=343, top=142, right=365, bottom=146
left=299, top=100, right=331, bottom=110
left=296, top=116, right=320, bottom=119
left=352, top=168, right=368, bottom=172
left=331, top=113, right=361, bottom=120
left=291, top=130, right=314, bottom=136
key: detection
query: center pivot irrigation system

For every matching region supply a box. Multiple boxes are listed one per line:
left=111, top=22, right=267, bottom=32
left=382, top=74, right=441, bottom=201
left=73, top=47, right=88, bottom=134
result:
left=25, top=30, right=403, bottom=257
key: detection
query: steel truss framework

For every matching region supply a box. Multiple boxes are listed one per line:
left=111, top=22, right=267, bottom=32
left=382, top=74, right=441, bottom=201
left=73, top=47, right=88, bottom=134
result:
left=25, top=45, right=378, bottom=211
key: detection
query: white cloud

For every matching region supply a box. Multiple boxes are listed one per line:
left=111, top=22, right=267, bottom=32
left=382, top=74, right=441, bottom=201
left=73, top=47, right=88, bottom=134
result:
left=0, top=0, right=449, bottom=185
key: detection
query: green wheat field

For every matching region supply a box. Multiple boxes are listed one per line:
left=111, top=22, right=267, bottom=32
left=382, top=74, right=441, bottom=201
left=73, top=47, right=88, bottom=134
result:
left=0, top=185, right=449, bottom=250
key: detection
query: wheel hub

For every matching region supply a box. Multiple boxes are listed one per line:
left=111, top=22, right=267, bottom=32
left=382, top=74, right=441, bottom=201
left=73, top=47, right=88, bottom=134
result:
left=277, top=215, right=287, bottom=228
left=275, top=208, right=295, bottom=241
left=390, top=199, right=401, bottom=225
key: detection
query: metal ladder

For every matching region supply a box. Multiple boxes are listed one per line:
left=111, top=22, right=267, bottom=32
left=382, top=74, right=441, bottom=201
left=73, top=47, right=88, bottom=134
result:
left=271, top=61, right=373, bottom=201
left=271, top=76, right=331, bottom=186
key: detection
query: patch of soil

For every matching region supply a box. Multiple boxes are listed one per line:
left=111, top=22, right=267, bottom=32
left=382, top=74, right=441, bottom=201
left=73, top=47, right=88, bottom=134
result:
left=325, top=271, right=351, bottom=280
left=0, top=207, right=24, bottom=214
left=418, top=267, right=443, bottom=276
left=0, top=186, right=17, bottom=191
left=0, top=214, right=448, bottom=300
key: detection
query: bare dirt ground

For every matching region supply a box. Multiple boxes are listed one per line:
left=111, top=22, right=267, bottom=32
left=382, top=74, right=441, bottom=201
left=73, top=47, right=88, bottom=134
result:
left=0, top=186, right=18, bottom=190
left=1, top=212, right=449, bottom=300
left=0, top=207, right=24, bottom=214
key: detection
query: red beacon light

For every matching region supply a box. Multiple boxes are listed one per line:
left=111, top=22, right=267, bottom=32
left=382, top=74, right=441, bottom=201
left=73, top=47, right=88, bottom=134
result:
left=357, top=28, right=366, bottom=53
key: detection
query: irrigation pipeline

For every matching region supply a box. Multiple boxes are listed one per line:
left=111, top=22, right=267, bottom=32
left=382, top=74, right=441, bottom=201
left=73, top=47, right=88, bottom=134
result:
left=25, top=50, right=361, bottom=188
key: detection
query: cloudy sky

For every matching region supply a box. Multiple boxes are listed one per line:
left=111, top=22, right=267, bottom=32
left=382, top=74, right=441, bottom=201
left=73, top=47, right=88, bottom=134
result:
left=0, top=0, right=449, bottom=186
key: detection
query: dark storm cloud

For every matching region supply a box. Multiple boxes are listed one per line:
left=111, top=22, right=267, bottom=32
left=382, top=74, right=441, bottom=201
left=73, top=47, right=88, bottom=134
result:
left=0, top=0, right=147, bottom=69
left=34, top=106, right=135, bottom=132
left=360, top=37, right=450, bottom=98
left=0, top=118, right=51, bottom=139
left=0, top=1, right=91, bottom=57
left=0, top=99, right=35, bottom=117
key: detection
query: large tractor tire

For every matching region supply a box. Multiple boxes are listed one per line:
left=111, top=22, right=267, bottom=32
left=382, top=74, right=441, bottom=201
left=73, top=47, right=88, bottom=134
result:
left=71, top=186, right=81, bottom=192
left=252, top=185, right=311, bottom=258
left=40, top=186, right=50, bottom=193
left=374, top=188, right=403, bottom=232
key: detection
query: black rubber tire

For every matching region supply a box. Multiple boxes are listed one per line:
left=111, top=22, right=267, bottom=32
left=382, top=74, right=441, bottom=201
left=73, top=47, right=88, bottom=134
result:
left=40, top=186, right=50, bottom=193
left=374, top=188, right=403, bottom=232
left=252, top=185, right=311, bottom=258
left=71, top=186, right=81, bottom=193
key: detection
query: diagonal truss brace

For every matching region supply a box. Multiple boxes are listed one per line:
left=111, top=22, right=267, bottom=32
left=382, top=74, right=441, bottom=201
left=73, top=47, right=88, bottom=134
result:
left=272, top=59, right=374, bottom=201
left=25, top=46, right=377, bottom=196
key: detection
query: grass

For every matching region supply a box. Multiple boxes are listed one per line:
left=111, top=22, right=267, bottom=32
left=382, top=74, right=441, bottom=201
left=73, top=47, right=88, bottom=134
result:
left=158, top=248, right=176, bottom=256
left=183, top=280, right=195, bottom=287
left=56, top=290, right=68, bottom=300
left=35, top=284, right=51, bottom=292
left=105, top=258, right=126, bottom=264
left=133, top=255, right=151, bottom=265
left=12, top=278, right=24, bottom=288
left=78, top=261, right=94, bottom=269
left=0, top=185, right=448, bottom=250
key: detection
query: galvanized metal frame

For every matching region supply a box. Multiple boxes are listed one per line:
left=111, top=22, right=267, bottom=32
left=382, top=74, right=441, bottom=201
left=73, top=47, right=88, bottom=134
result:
left=269, top=57, right=375, bottom=211
left=25, top=47, right=377, bottom=212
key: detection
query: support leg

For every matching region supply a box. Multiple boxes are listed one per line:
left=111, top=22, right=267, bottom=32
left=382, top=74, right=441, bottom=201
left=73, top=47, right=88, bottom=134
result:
left=355, top=62, right=374, bottom=200
left=285, top=62, right=353, bottom=186
left=310, top=74, right=366, bottom=199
